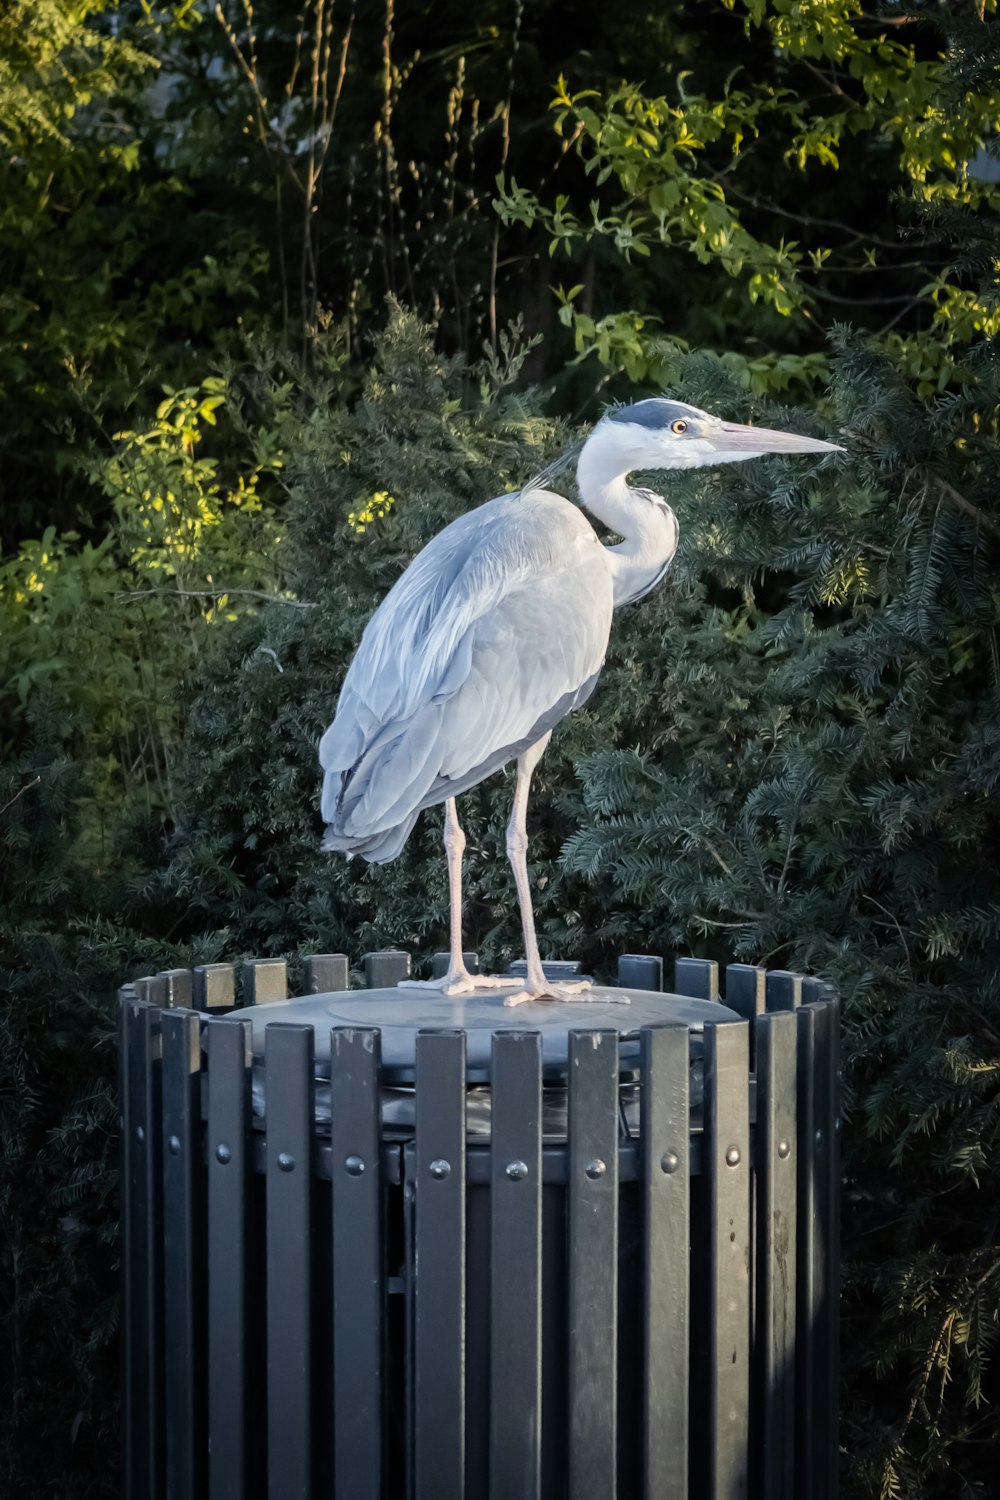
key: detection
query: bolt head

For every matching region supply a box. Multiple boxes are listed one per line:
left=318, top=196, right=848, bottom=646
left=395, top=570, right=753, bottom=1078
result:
left=725, top=1145, right=741, bottom=1168
left=777, top=1139, right=791, bottom=1160
left=345, top=1155, right=365, bottom=1176
left=584, top=1158, right=606, bottom=1180
left=135, top=1125, right=144, bottom=1144
left=429, top=1158, right=451, bottom=1180
left=168, top=1135, right=181, bottom=1156
left=660, top=1151, right=680, bottom=1175
left=215, top=1143, right=232, bottom=1165
left=277, top=1152, right=295, bottom=1173
left=505, top=1160, right=528, bottom=1181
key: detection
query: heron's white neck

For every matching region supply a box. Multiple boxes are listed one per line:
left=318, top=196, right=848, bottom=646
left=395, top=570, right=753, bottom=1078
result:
left=576, top=435, right=679, bottom=608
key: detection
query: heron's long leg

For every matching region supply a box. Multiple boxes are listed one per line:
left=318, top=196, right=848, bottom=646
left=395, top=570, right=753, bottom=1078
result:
left=502, top=737, right=626, bottom=1008
left=504, top=734, right=552, bottom=995
left=398, top=797, right=512, bottom=994
left=443, top=796, right=468, bottom=977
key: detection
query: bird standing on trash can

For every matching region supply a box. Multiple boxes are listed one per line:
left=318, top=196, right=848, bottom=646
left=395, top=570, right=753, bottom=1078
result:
left=320, top=398, right=841, bottom=1004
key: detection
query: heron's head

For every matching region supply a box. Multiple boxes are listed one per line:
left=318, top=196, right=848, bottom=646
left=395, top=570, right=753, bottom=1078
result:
left=598, top=398, right=843, bottom=472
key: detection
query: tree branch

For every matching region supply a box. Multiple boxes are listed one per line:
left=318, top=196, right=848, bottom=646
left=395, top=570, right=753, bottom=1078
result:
left=117, top=588, right=317, bottom=608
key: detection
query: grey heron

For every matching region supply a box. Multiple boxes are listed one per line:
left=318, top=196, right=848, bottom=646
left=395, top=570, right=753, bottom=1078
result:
left=320, top=398, right=841, bottom=1004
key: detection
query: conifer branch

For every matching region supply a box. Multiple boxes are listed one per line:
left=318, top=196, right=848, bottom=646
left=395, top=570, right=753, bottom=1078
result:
left=925, top=474, right=1000, bottom=543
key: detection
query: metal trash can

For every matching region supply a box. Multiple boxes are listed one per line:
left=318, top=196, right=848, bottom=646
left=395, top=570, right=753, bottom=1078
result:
left=118, top=951, right=839, bottom=1500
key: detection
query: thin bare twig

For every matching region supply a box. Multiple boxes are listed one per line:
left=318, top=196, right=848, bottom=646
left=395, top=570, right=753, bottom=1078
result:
left=0, top=775, right=41, bottom=820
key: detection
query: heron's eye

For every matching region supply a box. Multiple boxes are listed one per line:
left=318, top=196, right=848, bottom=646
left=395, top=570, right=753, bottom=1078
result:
left=670, top=419, right=688, bottom=435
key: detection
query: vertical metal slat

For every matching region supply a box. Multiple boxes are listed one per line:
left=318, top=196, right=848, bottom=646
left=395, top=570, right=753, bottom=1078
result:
left=618, top=954, right=664, bottom=992
left=490, top=1031, right=543, bottom=1500
left=119, top=992, right=137, bottom=1500
left=161, top=1009, right=204, bottom=1500
left=724, top=966, right=766, bottom=1069
left=754, top=1011, right=798, bottom=1500
left=330, top=1027, right=384, bottom=1500
left=193, top=964, right=236, bottom=1012
left=704, top=1021, right=751, bottom=1500
left=414, top=1030, right=466, bottom=1500
left=364, top=950, right=412, bottom=987
left=265, top=1024, right=314, bottom=1500
left=766, top=971, right=802, bottom=1012
left=794, top=1004, right=819, bottom=1500
left=811, top=1000, right=838, bottom=1500
left=674, top=956, right=720, bottom=1001
left=304, top=953, right=350, bottom=993
left=207, top=1017, right=253, bottom=1500
left=245, top=959, right=287, bottom=1005
left=568, top=1029, right=620, bottom=1500
left=641, top=1025, right=690, bottom=1500
left=126, top=996, right=165, bottom=1500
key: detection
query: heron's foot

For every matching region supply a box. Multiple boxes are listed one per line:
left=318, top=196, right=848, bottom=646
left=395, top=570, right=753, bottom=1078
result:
left=503, top=978, right=629, bottom=1008
left=398, top=970, right=520, bottom=997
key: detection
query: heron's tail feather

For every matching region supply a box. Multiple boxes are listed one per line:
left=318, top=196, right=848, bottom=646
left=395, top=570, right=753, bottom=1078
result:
left=321, top=701, right=446, bottom=862
left=321, top=809, right=418, bottom=864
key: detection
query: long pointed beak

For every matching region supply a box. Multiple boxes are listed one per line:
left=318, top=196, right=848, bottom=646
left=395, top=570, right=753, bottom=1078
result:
left=710, top=421, right=844, bottom=457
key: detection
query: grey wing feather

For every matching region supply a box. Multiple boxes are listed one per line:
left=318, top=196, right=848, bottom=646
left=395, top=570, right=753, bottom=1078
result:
left=320, top=489, right=612, bottom=861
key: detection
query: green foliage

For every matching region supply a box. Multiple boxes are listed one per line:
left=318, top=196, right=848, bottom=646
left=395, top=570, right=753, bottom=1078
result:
left=3, top=5, right=1000, bottom=1498
left=496, top=1, right=1000, bottom=395
left=148, top=307, right=597, bottom=967
left=558, top=332, right=1000, bottom=1491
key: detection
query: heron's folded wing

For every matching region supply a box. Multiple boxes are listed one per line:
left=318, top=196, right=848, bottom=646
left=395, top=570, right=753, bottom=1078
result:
left=320, top=490, right=611, bottom=835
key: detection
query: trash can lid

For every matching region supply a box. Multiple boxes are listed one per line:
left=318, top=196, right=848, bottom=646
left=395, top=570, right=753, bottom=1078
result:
left=233, top=984, right=742, bottom=1083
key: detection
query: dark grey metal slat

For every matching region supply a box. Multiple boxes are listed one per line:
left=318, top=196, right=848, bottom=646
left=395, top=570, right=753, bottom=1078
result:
left=244, top=958, right=287, bottom=1005
left=704, top=1021, right=751, bottom=1500
left=160, top=969, right=194, bottom=1008
left=193, top=964, right=236, bottom=1012
left=125, top=996, right=165, bottom=1500
left=330, top=1027, right=384, bottom=1500
left=207, top=1017, right=253, bottom=1500
left=618, top=953, right=664, bottom=991
left=265, top=1024, right=314, bottom=1500
left=431, top=950, right=479, bottom=978
left=830, top=997, right=842, bottom=1500
left=364, top=949, right=412, bottom=987
left=568, top=1029, right=620, bottom=1500
left=754, top=1011, right=798, bottom=1500
left=490, top=1031, right=543, bottom=1500
left=304, top=953, right=350, bottom=993
left=766, top=970, right=802, bottom=1011
left=725, top=964, right=766, bottom=1069
left=811, top=1000, right=838, bottom=1500
left=641, top=1025, right=690, bottom=1500
left=119, top=992, right=137, bottom=1500
left=161, top=1009, right=204, bottom=1500
left=794, top=1004, right=819, bottom=1500
left=674, top=956, right=720, bottom=1000
left=414, top=1030, right=467, bottom=1500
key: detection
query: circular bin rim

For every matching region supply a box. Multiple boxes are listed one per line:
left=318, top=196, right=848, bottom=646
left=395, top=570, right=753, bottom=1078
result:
left=224, top=982, right=742, bottom=1083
